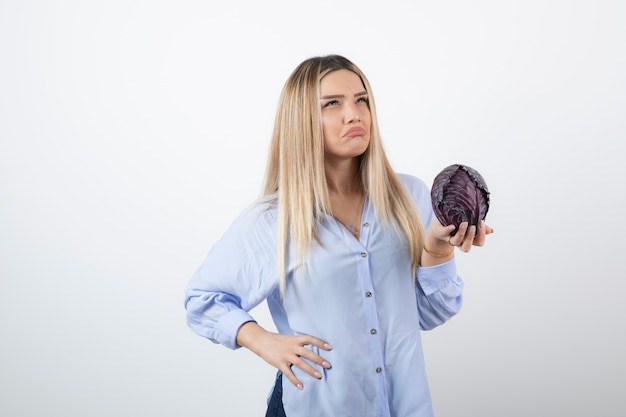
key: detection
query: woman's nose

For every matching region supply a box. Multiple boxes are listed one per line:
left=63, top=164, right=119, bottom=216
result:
left=346, top=112, right=361, bottom=123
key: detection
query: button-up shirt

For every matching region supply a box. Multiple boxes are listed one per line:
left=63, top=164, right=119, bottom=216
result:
left=185, top=174, right=464, bottom=417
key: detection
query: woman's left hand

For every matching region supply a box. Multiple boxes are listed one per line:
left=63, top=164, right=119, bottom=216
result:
left=426, top=220, right=494, bottom=254
left=450, top=220, right=494, bottom=252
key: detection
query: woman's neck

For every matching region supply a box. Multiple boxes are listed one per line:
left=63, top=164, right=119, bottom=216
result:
left=325, top=159, right=361, bottom=196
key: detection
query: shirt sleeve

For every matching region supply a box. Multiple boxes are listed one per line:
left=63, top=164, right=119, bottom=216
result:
left=415, top=260, right=464, bottom=330
left=398, top=173, right=465, bottom=330
left=184, top=200, right=280, bottom=350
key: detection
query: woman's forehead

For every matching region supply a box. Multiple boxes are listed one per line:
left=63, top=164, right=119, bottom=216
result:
left=320, top=70, right=366, bottom=94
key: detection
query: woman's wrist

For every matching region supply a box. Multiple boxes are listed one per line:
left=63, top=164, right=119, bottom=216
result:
left=236, top=320, right=263, bottom=349
left=423, top=244, right=454, bottom=258
left=422, top=235, right=454, bottom=260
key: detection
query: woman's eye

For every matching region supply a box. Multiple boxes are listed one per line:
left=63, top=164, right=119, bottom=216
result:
left=323, top=100, right=340, bottom=107
left=357, top=97, right=369, bottom=104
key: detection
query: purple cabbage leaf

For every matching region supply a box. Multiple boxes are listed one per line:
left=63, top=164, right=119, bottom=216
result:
left=431, top=164, right=490, bottom=235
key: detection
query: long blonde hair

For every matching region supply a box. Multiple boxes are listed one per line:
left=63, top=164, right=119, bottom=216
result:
left=263, top=55, right=424, bottom=293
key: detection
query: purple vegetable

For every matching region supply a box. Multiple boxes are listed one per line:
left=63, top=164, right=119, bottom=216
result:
left=431, top=164, right=490, bottom=235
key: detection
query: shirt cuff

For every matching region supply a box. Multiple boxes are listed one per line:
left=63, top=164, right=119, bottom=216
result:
left=417, top=259, right=458, bottom=295
left=214, top=308, right=256, bottom=350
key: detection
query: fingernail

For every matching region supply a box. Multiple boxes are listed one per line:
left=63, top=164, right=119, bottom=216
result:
left=297, top=383, right=303, bottom=391
left=480, top=220, right=485, bottom=229
left=314, top=371, right=322, bottom=379
left=322, top=361, right=332, bottom=368
left=324, top=343, right=332, bottom=350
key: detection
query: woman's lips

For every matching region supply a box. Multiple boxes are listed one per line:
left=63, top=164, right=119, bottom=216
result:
left=343, top=127, right=367, bottom=137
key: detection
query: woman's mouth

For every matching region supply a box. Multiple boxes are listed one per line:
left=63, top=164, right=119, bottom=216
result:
left=343, top=127, right=367, bottom=138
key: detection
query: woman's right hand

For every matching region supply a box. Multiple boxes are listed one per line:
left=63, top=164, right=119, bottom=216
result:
left=236, top=321, right=333, bottom=390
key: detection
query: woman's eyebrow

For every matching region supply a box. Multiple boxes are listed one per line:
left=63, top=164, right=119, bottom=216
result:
left=320, top=94, right=344, bottom=100
left=320, top=91, right=368, bottom=100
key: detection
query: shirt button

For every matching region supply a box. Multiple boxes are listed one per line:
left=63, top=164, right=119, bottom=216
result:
left=376, top=367, right=382, bottom=373
left=360, top=252, right=367, bottom=258
left=365, top=291, right=372, bottom=297
left=370, top=329, right=377, bottom=335
left=364, top=222, right=370, bottom=228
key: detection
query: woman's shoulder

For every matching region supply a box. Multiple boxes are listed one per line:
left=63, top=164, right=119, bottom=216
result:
left=215, top=194, right=279, bottom=251
left=396, top=172, right=430, bottom=196
left=395, top=173, right=434, bottom=222
left=236, top=194, right=278, bottom=227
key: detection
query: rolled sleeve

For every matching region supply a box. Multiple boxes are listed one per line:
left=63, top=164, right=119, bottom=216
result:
left=213, top=309, right=256, bottom=350
left=416, top=260, right=464, bottom=330
left=417, top=258, right=458, bottom=295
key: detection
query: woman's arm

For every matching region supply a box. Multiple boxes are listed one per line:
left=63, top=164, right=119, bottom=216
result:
left=184, top=200, right=332, bottom=390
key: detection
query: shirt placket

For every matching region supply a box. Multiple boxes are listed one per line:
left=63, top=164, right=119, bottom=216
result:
left=353, top=203, right=389, bottom=416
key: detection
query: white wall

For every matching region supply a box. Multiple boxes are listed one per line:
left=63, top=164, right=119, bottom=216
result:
left=1, top=1, right=624, bottom=416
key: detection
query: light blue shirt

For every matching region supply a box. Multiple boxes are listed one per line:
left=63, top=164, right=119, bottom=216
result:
left=185, top=174, right=464, bottom=417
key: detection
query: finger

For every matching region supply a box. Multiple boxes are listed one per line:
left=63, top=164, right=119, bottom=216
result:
left=473, top=221, right=486, bottom=246
left=444, top=224, right=456, bottom=236
left=281, top=363, right=304, bottom=390
left=292, top=356, right=324, bottom=380
left=299, top=335, right=333, bottom=351
left=297, top=346, right=332, bottom=370
left=451, top=222, right=468, bottom=246
left=460, top=225, right=476, bottom=252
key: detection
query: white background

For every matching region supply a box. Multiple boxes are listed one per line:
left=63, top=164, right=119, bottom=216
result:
left=1, top=1, right=625, bottom=416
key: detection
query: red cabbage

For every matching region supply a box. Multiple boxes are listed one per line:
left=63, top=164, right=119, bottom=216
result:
left=431, top=164, right=490, bottom=235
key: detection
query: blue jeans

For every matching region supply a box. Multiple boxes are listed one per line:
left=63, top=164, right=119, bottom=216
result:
left=265, top=371, right=286, bottom=417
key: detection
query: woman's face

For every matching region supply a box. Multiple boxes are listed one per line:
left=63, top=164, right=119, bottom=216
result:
left=320, top=69, right=371, bottom=163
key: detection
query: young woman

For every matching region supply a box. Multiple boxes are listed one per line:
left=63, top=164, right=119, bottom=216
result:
left=185, top=55, right=493, bottom=417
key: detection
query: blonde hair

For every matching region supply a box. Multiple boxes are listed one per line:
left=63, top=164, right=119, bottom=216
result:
left=263, top=55, right=424, bottom=293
